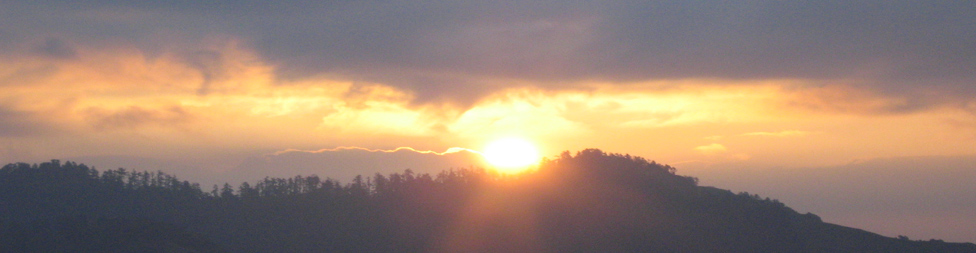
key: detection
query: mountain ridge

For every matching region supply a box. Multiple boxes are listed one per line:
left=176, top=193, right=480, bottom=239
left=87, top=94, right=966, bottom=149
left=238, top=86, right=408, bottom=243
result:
left=2, top=149, right=974, bottom=252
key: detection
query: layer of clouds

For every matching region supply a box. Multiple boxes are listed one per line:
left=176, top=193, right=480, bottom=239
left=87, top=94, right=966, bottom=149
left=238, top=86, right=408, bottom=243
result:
left=32, top=38, right=77, bottom=60
left=0, top=106, right=52, bottom=137
left=694, top=143, right=727, bottom=154
left=83, top=106, right=194, bottom=130
left=741, top=130, right=811, bottom=137
left=3, top=0, right=975, bottom=110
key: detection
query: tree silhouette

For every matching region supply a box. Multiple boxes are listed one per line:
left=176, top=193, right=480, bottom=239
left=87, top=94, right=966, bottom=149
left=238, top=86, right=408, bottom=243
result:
left=1, top=153, right=974, bottom=252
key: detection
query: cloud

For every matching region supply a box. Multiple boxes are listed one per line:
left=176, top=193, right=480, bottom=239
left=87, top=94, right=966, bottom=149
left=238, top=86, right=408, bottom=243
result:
left=318, top=98, right=439, bottom=136
left=0, top=106, right=55, bottom=137
left=32, top=38, right=77, bottom=60
left=703, top=135, right=723, bottom=141
left=83, top=106, right=193, bottom=130
left=781, top=85, right=925, bottom=114
left=181, top=50, right=227, bottom=95
left=742, top=130, right=812, bottom=137
left=695, top=143, right=727, bottom=154
left=3, top=0, right=974, bottom=110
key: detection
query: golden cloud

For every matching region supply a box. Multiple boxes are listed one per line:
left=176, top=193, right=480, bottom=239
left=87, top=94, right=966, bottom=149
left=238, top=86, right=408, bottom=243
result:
left=742, top=130, right=812, bottom=137
left=695, top=143, right=728, bottom=154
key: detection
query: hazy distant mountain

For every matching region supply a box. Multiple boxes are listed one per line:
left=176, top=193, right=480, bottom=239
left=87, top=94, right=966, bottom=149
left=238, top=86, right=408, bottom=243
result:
left=2, top=149, right=974, bottom=252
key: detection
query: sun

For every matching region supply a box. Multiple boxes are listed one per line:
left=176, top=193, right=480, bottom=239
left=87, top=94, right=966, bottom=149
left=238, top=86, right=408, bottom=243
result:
left=482, top=138, right=541, bottom=173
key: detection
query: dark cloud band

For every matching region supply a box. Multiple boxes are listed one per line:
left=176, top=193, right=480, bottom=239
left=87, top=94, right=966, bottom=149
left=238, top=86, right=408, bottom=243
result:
left=4, top=0, right=975, bottom=109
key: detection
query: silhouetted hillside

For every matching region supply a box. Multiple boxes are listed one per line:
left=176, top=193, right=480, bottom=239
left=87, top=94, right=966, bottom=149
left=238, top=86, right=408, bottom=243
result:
left=2, top=149, right=974, bottom=252
left=0, top=216, right=227, bottom=253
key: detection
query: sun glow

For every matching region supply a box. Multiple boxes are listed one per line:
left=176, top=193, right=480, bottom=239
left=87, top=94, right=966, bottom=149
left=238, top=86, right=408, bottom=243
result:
left=482, top=138, right=541, bottom=173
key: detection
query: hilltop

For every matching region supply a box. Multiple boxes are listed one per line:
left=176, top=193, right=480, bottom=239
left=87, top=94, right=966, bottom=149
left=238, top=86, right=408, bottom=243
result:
left=1, top=149, right=973, bottom=252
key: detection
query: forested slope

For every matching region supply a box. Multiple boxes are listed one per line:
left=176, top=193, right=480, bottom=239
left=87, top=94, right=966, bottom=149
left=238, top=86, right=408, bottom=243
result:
left=2, top=149, right=973, bottom=252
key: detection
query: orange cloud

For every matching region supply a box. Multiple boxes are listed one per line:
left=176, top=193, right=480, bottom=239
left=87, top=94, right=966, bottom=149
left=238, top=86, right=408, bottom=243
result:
left=742, top=130, right=812, bottom=137
left=695, top=143, right=728, bottom=154
left=272, top=146, right=480, bottom=156
left=83, top=106, right=193, bottom=130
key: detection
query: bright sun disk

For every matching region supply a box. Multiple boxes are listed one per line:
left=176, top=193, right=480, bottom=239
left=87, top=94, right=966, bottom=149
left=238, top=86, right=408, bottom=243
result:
left=482, top=138, right=540, bottom=173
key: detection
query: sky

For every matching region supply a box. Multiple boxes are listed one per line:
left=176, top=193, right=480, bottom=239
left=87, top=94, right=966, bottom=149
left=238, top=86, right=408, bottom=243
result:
left=2, top=0, right=975, bottom=242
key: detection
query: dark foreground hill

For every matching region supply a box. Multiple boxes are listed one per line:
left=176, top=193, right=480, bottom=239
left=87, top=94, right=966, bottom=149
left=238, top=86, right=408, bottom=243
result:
left=1, top=216, right=227, bottom=252
left=2, top=149, right=974, bottom=252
